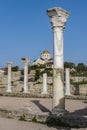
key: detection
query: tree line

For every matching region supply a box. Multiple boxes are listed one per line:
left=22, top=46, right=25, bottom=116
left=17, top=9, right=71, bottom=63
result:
left=64, top=62, right=87, bottom=73
left=3, top=62, right=87, bottom=77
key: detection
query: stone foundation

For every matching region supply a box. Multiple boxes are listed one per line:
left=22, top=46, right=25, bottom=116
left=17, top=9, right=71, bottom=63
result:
left=1, top=71, right=87, bottom=96
left=0, top=107, right=87, bottom=128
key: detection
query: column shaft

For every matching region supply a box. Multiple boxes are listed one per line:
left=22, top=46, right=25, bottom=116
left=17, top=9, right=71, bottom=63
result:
left=65, top=68, right=71, bottom=95
left=53, top=27, right=63, bottom=69
left=24, top=62, right=28, bottom=93
left=7, top=62, right=12, bottom=92
left=22, top=58, right=29, bottom=93
left=53, top=70, right=65, bottom=110
left=47, top=7, right=70, bottom=113
left=41, top=73, right=48, bottom=94
left=53, top=27, right=65, bottom=110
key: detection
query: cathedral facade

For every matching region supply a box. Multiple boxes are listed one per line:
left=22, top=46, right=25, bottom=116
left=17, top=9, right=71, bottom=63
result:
left=33, top=50, right=53, bottom=68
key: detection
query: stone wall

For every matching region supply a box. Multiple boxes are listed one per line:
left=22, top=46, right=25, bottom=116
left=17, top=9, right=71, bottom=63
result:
left=79, top=84, right=87, bottom=96
left=71, top=76, right=87, bottom=82
left=70, top=84, right=87, bottom=96
left=0, top=70, right=87, bottom=96
left=70, top=76, right=87, bottom=96
left=0, top=71, right=53, bottom=95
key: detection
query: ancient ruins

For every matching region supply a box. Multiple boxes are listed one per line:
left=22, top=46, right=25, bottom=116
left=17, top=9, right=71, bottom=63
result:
left=47, top=7, right=70, bottom=113
left=0, top=7, right=87, bottom=128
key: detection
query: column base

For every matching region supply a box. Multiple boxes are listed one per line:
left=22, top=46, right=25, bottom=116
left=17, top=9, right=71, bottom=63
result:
left=51, top=108, right=68, bottom=117
left=65, top=93, right=71, bottom=96
left=23, top=91, right=28, bottom=93
left=41, top=91, right=48, bottom=95
left=7, top=90, right=12, bottom=93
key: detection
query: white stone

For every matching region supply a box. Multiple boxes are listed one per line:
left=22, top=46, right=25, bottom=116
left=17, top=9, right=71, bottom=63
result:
left=7, top=62, right=13, bottom=92
left=22, top=58, right=29, bottom=93
left=33, top=50, right=51, bottom=66
left=47, top=7, right=70, bottom=112
left=65, top=68, right=71, bottom=95
left=53, top=27, right=63, bottom=68
left=41, top=73, right=48, bottom=94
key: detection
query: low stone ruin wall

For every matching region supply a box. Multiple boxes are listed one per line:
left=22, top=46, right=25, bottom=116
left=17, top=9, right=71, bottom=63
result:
left=71, top=84, right=87, bottom=96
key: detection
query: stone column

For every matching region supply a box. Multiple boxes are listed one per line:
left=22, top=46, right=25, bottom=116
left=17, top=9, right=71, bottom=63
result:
left=65, top=68, right=71, bottom=95
left=22, top=58, right=29, bottom=93
left=41, top=73, right=48, bottom=94
left=47, top=7, right=70, bottom=113
left=7, top=62, right=13, bottom=92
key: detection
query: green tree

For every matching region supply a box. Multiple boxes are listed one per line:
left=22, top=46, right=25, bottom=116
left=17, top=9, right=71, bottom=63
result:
left=29, top=65, right=38, bottom=70
left=12, top=66, right=19, bottom=72
left=40, top=68, right=53, bottom=77
left=35, top=69, right=40, bottom=80
left=64, top=62, right=75, bottom=69
left=76, top=63, right=86, bottom=73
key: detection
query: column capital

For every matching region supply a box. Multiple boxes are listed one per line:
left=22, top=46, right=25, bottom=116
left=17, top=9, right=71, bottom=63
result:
left=7, top=62, right=13, bottom=66
left=21, top=58, right=29, bottom=63
left=65, top=68, right=70, bottom=71
left=47, top=7, right=70, bottom=29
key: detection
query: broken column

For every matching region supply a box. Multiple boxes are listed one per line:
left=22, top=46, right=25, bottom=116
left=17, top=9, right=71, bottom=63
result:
left=7, top=62, right=13, bottom=92
left=41, top=73, right=48, bottom=94
left=22, top=58, right=29, bottom=93
left=47, top=7, right=70, bottom=113
left=65, top=68, right=71, bottom=95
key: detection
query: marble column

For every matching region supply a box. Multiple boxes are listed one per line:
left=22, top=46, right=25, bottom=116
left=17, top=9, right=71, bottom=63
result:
left=47, top=7, right=70, bottom=113
left=41, top=73, right=48, bottom=94
left=22, top=58, right=29, bottom=93
left=65, top=68, right=71, bottom=95
left=7, top=62, right=13, bottom=92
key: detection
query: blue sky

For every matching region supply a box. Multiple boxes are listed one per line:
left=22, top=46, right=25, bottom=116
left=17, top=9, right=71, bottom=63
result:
left=0, top=0, right=87, bottom=68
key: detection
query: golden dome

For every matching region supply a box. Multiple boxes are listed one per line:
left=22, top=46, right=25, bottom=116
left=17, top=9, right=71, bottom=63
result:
left=42, top=50, right=50, bottom=54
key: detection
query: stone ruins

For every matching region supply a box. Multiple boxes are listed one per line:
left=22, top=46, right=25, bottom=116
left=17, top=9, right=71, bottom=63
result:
left=0, top=7, right=87, bottom=112
left=7, top=62, right=13, bottom=92
left=0, top=7, right=87, bottom=128
left=47, top=7, right=70, bottom=114
left=21, top=58, right=29, bottom=93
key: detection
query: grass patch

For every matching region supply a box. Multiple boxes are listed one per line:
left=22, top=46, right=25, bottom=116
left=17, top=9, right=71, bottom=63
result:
left=32, top=116, right=37, bottom=122
left=19, top=114, right=27, bottom=121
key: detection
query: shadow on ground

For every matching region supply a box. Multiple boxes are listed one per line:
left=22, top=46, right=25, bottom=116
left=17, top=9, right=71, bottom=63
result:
left=31, top=100, right=50, bottom=112
left=30, top=100, right=71, bottom=129
left=62, top=106, right=87, bottom=128
left=46, top=106, right=87, bottom=129
left=70, top=107, right=87, bottom=116
left=31, top=99, right=87, bottom=128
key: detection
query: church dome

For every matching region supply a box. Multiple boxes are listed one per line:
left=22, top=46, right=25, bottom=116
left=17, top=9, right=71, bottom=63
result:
left=42, top=50, right=50, bottom=54
left=41, top=50, right=51, bottom=60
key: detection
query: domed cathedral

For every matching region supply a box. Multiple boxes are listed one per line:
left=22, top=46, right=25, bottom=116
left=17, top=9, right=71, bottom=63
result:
left=41, top=50, right=51, bottom=61
left=32, top=50, right=53, bottom=67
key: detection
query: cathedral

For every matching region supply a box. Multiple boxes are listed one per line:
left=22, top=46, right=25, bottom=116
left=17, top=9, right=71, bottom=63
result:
left=33, top=50, right=53, bottom=68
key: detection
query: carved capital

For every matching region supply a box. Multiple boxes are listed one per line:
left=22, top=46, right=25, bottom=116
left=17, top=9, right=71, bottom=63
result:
left=7, top=62, right=13, bottom=67
left=51, top=16, right=66, bottom=29
left=21, top=58, right=29, bottom=63
left=47, top=7, right=70, bottom=29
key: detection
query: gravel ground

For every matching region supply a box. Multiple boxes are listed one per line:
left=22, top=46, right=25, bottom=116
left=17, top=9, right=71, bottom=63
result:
left=0, top=117, right=86, bottom=130
left=0, top=96, right=87, bottom=129
left=0, top=96, right=86, bottom=115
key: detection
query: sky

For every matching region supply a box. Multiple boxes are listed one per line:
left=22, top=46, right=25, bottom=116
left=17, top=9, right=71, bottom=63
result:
left=0, top=0, right=87, bottom=68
